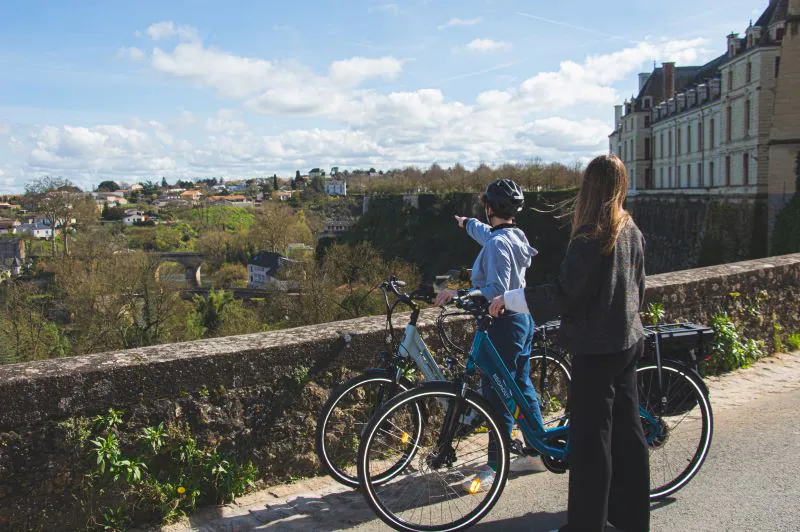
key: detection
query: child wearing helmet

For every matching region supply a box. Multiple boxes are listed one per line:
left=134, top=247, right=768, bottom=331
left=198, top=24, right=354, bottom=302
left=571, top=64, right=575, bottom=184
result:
left=435, top=178, right=546, bottom=491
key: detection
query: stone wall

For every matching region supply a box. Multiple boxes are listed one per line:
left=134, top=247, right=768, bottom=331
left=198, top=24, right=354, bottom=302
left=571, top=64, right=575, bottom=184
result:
left=1, top=253, right=799, bottom=530
left=628, top=193, right=768, bottom=274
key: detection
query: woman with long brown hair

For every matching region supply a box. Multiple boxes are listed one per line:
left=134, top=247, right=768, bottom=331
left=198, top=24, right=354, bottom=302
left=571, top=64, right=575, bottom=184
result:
left=489, top=154, right=650, bottom=532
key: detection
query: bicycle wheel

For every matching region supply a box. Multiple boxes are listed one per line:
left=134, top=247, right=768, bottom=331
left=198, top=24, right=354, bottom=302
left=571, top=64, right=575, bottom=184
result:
left=358, top=383, right=510, bottom=532
left=529, top=350, right=571, bottom=427
left=315, top=370, right=421, bottom=488
left=636, top=361, right=714, bottom=500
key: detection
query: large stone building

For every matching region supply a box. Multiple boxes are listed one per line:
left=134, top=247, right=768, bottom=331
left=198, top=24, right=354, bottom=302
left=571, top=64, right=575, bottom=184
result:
left=610, top=0, right=797, bottom=214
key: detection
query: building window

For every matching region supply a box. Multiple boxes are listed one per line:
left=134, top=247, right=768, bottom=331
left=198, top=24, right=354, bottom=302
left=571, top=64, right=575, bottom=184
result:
left=668, top=167, right=673, bottom=188
left=687, top=125, right=692, bottom=154
left=645, top=138, right=651, bottom=159
left=775, top=57, right=781, bottom=78
left=645, top=115, right=651, bottom=127
left=659, top=167, right=664, bottom=188
left=660, top=133, right=664, bottom=158
left=678, top=127, right=683, bottom=155
left=687, top=164, right=692, bottom=187
left=726, top=106, right=733, bottom=141
left=709, top=161, right=715, bottom=186
left=623, top=142, right=627, bottom=161
left=710, top=118, right=715, bottom=148
left=744, top=99, right=751, bottom=135
left=743, top=153, right=750, bottom=184
left=727, top=70, right=733, bottom=91
left=678, top=165, right=683, bottom=187
left=746, top=62, right=752, bottom=82
left=698, top=121, right=704, bottom=151
left=698, top=162, right=703, bottom=187
left=645, top=168, right=653, bottom=188
left=725, top=155, right=732, bottom=185
left=668, top=130, right=673, bottom=157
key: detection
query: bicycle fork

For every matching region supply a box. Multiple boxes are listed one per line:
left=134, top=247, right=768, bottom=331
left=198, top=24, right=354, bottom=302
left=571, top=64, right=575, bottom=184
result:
left=426, top=380, right=470, bottom=470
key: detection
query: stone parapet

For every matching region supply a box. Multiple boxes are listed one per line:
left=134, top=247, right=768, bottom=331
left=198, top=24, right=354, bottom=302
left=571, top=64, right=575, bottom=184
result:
left=1, top=254, right=799, bottom=529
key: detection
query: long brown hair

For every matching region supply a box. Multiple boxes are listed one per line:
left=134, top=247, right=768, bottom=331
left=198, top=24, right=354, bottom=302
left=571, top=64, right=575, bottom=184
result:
left=571, top=154, right=631, bottom=254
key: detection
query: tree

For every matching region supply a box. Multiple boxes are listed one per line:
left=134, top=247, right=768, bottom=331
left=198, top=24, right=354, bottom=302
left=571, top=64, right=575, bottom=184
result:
left=97, top=181, right=120, bottom=192
left=212, top=263, right=248, bottom=289
left=161, top=177, right=169, bottom=188
left=0, top=282, right=69, bottom=364
left=273, top=174, right=279, bottom=191
left=296, top=170, right=301, bottom=180
left=140, top=180, right=159, bottom=198
left=249, top=203, right=313, bottom=255
left=25, top=176, right=82, bottom=257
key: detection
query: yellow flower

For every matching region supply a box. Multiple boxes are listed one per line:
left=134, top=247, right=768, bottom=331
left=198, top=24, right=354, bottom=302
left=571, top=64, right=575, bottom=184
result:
left=177, top=486, right=187, bottom=495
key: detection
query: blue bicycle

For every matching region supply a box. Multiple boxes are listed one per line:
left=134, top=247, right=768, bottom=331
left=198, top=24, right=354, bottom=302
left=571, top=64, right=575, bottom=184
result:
left=356, top=291, right=713, bottom=531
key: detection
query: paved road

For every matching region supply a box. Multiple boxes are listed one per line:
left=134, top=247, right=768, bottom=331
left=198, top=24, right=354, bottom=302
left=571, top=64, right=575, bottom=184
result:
left=164, top=352, right=800, bottom=532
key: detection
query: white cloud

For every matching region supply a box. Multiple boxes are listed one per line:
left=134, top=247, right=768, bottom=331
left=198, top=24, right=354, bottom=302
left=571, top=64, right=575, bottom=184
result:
left=369, top=3, right=399, bottom=15
left=146, top=21, right=199, bottom=42
left=0, top=30, right=716, bottom=192
left=466, top=39, right=513, bottom=52
left=118, top=46, right=145, bottom=61
left=328, top=56, right=404, bottom=86
left=439, top=17, right=482, bottom=29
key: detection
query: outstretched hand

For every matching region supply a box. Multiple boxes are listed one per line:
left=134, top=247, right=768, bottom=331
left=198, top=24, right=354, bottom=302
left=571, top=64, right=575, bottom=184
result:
left=454, top=215, right=468, bottom=228
left=488, top=295, right=506, bottom=317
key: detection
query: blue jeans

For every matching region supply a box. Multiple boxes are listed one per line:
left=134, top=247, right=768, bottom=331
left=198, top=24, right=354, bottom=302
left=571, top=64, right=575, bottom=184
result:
left=483, top=311, right=543, bottom=469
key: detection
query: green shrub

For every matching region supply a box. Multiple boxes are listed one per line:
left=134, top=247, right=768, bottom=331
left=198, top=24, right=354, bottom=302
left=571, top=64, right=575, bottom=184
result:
left=788, top=333, right=800, bottom=352
left=701, top=312, right=764, bottom=376
left=77, top=408, right=257, bottom=529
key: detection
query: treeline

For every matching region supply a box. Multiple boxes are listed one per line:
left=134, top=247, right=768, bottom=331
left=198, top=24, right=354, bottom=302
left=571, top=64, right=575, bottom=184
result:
left=344, top=190, right=577, bottom=285
left=0, top=232, right=420, bottom=364
left=344, top=160, right=583, bottom=195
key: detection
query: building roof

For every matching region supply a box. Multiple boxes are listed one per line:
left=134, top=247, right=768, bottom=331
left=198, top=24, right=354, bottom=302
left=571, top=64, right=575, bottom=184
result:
left=756, top=0, right=789, bottom=28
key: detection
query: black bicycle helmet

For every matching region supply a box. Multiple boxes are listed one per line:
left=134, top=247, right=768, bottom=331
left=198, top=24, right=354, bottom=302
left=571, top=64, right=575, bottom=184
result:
left=482, top=179, right=524, bottom=217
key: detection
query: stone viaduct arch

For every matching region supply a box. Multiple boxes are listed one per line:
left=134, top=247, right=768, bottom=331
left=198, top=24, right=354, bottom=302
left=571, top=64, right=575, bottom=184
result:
left=154, top=252, right=206, bottom=288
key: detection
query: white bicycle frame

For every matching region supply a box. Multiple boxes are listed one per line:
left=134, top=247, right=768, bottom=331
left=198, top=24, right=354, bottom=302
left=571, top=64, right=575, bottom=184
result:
left=397, top=324, right=446, bottom=381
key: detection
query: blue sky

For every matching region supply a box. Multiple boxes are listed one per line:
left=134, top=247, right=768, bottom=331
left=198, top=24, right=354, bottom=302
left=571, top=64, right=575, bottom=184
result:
left=0, top=0, right=771, bottom=192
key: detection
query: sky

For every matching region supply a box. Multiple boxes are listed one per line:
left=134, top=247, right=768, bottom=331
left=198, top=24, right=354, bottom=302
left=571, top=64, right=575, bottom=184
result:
left=0, top=0, right=773, bottom=193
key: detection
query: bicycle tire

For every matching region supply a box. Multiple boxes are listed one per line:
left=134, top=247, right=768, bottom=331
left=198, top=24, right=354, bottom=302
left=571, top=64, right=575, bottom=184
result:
left=315, top=370, right=421, bottom=488
left=637, top=361, right=714, bottom=500
left=529, top=351, right=571, bottom=426
left=357, top=383, right=510, bottom=532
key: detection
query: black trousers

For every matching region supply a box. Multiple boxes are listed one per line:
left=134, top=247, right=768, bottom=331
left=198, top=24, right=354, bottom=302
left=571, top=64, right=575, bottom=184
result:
left=562, top=339, right=650, bottom=532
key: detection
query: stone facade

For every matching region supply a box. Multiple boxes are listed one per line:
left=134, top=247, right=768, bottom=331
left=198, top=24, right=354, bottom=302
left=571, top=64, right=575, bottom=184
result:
left=1, top=254, right=799, bottom=530
left=610, top=0, right=792, bottom=197
left=768, top=0, right=800, bottom=237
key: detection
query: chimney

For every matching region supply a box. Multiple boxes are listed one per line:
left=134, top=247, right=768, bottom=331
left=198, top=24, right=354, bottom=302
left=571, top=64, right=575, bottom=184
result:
left=698, top=83, right=708, bottom=102
left=662, top=62, right=675, bottom=100
left=709, top=78, right=721, bottom=98
left=614, top=105, right=623, bottom=129
left=638, top=72, right=651, bottom=91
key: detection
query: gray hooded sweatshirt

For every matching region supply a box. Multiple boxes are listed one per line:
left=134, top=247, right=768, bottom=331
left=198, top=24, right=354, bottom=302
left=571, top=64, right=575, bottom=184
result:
left=465, top=219, right=538, bottom=300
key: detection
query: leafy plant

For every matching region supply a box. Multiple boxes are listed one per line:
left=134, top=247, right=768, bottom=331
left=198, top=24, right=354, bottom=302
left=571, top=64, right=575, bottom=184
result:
left=642, top=302, right=665, bottom=326
left=701, top=312, right=764, bottom=376
left=76, top=409, right=258, bottom=528
left=788, top=333, right=800, bottom=352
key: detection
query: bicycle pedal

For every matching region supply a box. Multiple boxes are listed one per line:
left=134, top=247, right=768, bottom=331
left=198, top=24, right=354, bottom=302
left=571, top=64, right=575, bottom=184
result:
left=510, top=439, right=525, bottom=455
